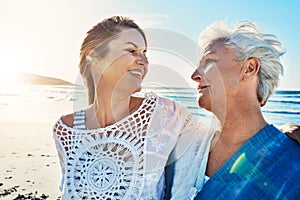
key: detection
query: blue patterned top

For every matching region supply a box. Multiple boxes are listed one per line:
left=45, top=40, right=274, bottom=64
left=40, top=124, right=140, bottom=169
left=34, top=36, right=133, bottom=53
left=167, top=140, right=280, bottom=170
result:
left=195, top=125, right=300, bottom=200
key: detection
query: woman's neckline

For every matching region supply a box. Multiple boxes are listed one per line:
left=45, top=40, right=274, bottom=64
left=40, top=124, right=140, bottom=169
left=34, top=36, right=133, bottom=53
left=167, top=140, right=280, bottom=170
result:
left=59, top=93, right=158, bottom=132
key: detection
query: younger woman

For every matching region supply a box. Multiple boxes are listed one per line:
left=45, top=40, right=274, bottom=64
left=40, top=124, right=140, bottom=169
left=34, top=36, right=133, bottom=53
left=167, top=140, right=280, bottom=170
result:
left=53, top=16, right=216, bottom=199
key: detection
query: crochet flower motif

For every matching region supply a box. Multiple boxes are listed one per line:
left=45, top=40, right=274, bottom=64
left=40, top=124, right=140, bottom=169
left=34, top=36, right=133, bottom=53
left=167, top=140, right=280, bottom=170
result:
left=67, top=135, right=144, bottom=199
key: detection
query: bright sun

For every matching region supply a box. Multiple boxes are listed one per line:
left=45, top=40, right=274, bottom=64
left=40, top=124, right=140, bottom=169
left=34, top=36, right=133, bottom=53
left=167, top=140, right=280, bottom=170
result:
left=0, top=45, right=30, bottom=73
left=0, top=44, right=32, bottom=85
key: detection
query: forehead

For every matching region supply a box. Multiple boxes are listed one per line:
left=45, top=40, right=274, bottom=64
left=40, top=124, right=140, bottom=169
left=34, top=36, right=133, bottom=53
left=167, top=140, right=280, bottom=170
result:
left=110, top=29, right=146, bottom=48
left=203, top=41, right=233, bottom=58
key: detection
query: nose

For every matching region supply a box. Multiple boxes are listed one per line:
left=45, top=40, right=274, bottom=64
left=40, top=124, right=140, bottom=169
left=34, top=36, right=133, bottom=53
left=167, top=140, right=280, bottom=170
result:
left=136, top=53, right=148, bottom=66
left=191, top=68, right=202, bottom=82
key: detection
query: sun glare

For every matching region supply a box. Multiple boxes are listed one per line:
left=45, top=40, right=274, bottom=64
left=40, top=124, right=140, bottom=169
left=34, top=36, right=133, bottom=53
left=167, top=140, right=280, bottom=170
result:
left=0, top=46, right=30, bottom=73
left=0, top=44, right=32, bottom=86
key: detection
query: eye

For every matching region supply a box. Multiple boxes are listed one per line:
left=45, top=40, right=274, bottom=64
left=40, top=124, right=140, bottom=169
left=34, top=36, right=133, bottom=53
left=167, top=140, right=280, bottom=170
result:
left=126, top=49, right=137, bottom=55
left=205, top=58, right=213, bottom=65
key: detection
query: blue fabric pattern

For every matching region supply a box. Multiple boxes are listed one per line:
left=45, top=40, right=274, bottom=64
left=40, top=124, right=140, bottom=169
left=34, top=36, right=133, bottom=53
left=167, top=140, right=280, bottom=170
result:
left=195, top=125, right=300, bottom=200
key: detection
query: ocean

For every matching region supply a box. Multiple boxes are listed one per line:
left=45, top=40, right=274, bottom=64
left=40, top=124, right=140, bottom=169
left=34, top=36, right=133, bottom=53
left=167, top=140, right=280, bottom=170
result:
left=0, top=84, right=299, bottom=199
left=142, top=86, right=300, bottom=128
left=0, top=85, right=299, bottom=127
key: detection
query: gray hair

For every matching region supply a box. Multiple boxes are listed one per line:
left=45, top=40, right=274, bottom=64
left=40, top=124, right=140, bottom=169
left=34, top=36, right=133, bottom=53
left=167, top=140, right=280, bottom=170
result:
left=199, top=20, right=285, bottom=106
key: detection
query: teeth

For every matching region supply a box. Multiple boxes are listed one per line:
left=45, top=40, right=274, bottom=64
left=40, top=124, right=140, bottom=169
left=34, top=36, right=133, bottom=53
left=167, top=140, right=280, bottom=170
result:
left=129, top=71, right=142, bottom=77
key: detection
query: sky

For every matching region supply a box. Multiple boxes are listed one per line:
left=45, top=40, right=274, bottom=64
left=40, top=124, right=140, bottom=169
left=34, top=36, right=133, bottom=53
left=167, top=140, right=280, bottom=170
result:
left=0, top=0, right=300, bottom=89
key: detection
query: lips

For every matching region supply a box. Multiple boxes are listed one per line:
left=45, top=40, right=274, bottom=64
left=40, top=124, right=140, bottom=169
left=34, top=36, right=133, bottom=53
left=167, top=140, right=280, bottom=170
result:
left=129, top=70, right=143, bottom=78
left=197, top=85, right=209, bottom=92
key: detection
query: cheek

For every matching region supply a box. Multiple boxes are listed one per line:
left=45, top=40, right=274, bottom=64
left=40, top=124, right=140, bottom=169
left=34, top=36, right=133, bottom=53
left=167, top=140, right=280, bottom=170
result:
left=119, top=53, right=135, bottom=63
left=206, top=71, right=227, bottom=97
left=143, top=66, right=149, bottom=79
left=108, top=52, right=134, bottom=65
left=107, top=56, right=134, bottom=73
left=203, top=64, right=214, bottom=74
left=223, top=70, right=240, bottom=90
left=203, top=65, right=221, bottom=84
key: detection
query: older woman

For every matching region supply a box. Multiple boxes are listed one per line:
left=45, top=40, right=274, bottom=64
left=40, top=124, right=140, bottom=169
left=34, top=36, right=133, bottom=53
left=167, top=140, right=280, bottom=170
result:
left=190, top=21, right=300, bottom=199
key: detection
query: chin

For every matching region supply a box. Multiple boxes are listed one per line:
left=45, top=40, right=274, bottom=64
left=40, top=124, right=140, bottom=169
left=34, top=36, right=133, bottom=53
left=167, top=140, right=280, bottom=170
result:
left=133, top=86, right=142, bottom=93
left=198, top=98, right=211, bottom=111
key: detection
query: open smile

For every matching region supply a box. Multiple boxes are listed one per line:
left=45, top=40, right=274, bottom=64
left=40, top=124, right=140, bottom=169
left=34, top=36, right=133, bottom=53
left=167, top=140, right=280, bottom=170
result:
left=129, top=70, right=143, bottom=78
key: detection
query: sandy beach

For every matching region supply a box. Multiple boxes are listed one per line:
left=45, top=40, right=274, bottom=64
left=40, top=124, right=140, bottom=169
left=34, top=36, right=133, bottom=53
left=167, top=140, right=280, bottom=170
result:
left=0, top=120, right=61, bottom=199
left=0, top=85, right=79, bottom=199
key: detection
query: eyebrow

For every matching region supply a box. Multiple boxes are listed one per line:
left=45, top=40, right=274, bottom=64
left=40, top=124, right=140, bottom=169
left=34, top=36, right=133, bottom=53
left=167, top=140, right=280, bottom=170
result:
left=123, top=42, right=138, bottom=48
left=203, top=50, right=215, bottom=57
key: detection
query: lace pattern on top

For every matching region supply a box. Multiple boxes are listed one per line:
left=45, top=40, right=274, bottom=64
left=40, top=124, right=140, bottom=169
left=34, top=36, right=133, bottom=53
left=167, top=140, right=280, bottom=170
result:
left=53, top=93, right=158, bottom=199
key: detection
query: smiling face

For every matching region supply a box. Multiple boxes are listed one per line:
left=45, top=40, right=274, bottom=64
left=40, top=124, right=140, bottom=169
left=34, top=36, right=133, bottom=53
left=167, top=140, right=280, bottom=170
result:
left=91, top=28, right=148, bottom=96
left=191, top=41, right=243, bottom=113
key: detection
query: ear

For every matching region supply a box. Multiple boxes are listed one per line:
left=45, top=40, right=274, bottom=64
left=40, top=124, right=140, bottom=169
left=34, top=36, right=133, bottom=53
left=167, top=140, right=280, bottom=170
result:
left=241, top=57, right=260, bottom=81
left=86, top=50, right=98, bottom=64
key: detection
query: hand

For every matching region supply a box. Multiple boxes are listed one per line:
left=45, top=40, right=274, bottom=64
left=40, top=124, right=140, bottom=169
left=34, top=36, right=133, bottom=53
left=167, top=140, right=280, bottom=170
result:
left=280, top=123, right=300, bottom=144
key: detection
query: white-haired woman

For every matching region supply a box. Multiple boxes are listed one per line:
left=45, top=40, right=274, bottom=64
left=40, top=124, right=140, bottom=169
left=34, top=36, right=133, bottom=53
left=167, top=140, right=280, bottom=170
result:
left=187, top=20, right=300, bottom=199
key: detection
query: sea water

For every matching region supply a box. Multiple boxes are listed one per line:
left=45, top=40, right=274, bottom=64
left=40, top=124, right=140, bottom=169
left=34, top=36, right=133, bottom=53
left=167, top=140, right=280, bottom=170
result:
left=0, top=85, right=299, bottom=127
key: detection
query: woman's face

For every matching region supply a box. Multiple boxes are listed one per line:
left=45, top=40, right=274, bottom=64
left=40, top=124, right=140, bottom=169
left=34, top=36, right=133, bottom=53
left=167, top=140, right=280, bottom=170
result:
left=92, top=28, right=148, bottom=95
left=191, top=42, right=242, bottom=113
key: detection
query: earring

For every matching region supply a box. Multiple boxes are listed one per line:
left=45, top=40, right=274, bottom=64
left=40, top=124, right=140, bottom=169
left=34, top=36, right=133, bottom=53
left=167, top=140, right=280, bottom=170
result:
left=86, top=56, right=98, bottom=64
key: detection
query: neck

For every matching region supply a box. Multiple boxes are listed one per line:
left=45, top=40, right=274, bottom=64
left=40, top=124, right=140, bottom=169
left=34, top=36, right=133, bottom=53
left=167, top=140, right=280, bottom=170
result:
left=214, top=98, right=267, bottom=146
left=86, top=86, right=135, bottom=129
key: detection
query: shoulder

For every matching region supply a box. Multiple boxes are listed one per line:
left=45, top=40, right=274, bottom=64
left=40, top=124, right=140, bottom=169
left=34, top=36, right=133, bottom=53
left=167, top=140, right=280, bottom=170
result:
left=138, top=92, right=185, bottom=113
left=263, top=126, right=300, bottom=171
left=53, top=112, right=76, bottom=137
left=61, top=113, right=75, bottom=128
left=271, top=125, right=300, bottom=150
left=153, top=94, right=185, bottom=111
left=261, top=125, right=300, bottom=157
left=155, top=94, right=175, bottom=104
left=262, top=125, right=297, bottom=147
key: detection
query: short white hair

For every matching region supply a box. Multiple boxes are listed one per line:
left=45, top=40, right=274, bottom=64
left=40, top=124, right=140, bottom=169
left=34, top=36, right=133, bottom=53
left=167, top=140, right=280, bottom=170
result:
left=199, top=20, right=285, bottom=106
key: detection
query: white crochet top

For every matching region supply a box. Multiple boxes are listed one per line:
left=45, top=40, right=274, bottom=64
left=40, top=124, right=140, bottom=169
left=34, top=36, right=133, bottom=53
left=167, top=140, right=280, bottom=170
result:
left=53, top=93, right=215, bottom=200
